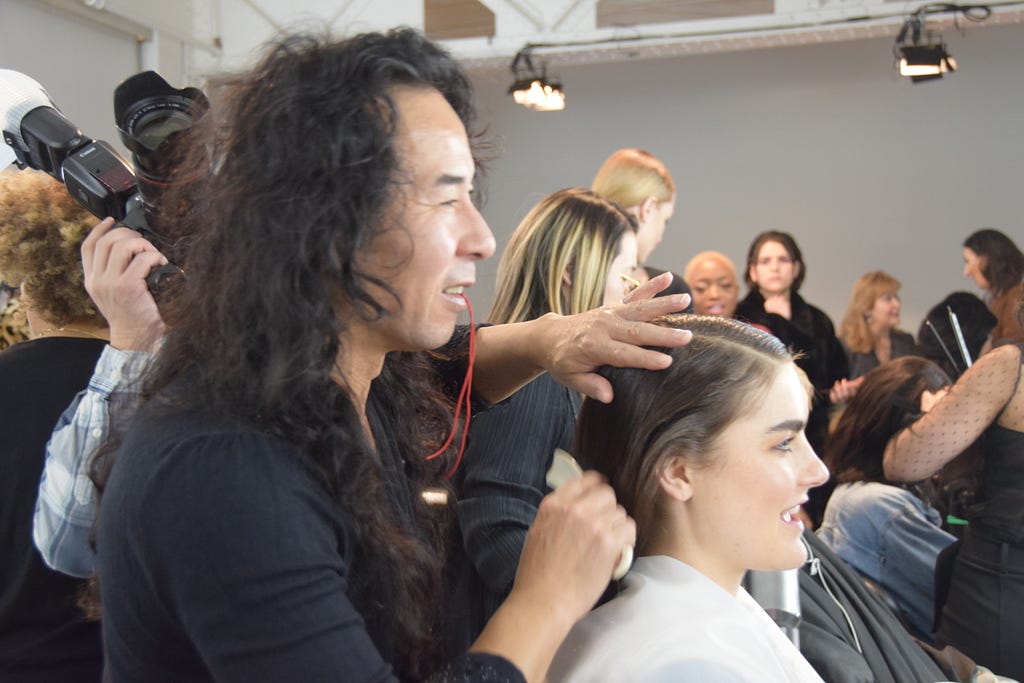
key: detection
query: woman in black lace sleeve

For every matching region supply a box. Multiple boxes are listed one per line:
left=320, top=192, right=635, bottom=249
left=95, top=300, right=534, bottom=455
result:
left=886, top=289, right=1024, bottom=679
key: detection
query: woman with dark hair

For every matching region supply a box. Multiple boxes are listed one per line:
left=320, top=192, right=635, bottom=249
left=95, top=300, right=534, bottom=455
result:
left=818, top=357, right=957, bottom=642
left=734, top=231, right=849, bottom=524
left=962, top=228, right=1024, bottom=345
left=84, top=30, right=693, bottom=683
left=838, top=271, right=916, bottom=380
left=916, top=291, right=997, bottom=380
left=453, top=188, right=639, bottom=640
left=885, top=288, right=1024, bottom=678
left=549, top=315, right=828, bottom=682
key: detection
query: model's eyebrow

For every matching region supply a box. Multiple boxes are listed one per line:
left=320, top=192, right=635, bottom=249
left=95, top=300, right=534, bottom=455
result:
left=767, top=419, right=805, bottom=434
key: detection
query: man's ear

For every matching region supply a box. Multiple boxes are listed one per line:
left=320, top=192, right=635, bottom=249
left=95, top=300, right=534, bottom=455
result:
left=659, top=455, right=695, bottom=503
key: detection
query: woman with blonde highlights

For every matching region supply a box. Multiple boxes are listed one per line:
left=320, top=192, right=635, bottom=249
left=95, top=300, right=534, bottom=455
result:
left=489, top=187, right=638, bottom=323
left=454, top=188, right=640, bottom=641
left=839, top=271, right=915, bottom=380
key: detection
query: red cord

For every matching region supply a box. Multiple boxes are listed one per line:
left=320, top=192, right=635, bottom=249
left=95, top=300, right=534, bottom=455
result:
left=425, top=295, right=475, bottom=479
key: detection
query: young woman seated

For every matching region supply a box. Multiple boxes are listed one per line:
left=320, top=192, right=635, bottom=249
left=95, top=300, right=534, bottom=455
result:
left=549, top=315, right=829, bottom=683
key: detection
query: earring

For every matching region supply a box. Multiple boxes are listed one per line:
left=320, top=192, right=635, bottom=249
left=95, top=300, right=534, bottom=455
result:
left=864, top=313, right=873, bottom=324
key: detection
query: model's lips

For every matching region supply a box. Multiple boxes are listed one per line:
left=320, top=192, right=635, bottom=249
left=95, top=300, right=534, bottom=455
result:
left=780, top=503, right=805, bottom=524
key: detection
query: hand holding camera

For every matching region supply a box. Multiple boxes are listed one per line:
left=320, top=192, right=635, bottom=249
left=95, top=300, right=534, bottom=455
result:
left=81, top=218, right=167, bottom=352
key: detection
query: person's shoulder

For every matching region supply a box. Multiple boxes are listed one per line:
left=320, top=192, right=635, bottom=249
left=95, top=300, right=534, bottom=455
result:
left=828, top=481, right=910, bottom=520
left=119, top=405, right=317, bottom=498
left=986, top=340, right=1023, bottom=363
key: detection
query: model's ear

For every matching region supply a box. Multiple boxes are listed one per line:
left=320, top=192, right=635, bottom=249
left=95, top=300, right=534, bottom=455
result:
left=748, top=263, right=759, bottom=286
left=792, top=260, right=801, bottom=281
left=658, top=455, right=695, bottom=503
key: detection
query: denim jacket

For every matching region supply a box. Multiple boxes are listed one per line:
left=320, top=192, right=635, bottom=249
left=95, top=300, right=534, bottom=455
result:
left=817, top=481, right=955, bottom=642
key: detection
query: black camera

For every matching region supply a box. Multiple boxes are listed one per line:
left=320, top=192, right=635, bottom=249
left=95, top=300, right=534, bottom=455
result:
left=1, top=69, right=208, bottom=289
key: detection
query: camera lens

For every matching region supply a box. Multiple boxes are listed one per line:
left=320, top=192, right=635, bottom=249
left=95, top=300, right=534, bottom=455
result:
left=130, top=108, right=196, bottom=151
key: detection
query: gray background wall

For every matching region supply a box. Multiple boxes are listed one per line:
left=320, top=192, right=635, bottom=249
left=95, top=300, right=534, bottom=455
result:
left=467, top=23, right=1024, bottom=332
left=3, top=0, right=1022, bottom=335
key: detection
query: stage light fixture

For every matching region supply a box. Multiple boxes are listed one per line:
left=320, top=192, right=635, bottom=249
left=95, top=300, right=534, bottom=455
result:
left=899, top=43, right=958, bottom=82
left=508, top=48, right=565, bottom=112
left=892, top=3, right=991, bottom=84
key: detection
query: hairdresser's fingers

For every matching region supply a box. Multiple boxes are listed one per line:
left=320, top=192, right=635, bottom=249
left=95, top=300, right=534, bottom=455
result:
left=81, top=218, right=117, bottom=278
left=621, top=270, right=673, bottom=303
left=615, top=293, right=691, bottom=321
left=570, top=375, right=611, bottom=404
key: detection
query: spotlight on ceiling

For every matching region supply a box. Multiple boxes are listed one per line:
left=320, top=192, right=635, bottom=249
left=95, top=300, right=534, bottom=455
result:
left=508, top=47, right=565, bottom=112
left=892, top=3, right=990, bottom=84
left=899, top=43, right=958, bottom=82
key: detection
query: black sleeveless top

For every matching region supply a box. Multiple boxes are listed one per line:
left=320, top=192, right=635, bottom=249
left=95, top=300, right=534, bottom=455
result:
left=973, top=343, right=1024, bottom=544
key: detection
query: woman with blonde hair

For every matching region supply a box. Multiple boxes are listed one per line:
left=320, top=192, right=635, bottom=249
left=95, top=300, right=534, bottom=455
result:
left=591, top=148, right=689, bottom=299
left=839, top=270, right=915, bottom=380
left=452, top=187, right=642, bottom=645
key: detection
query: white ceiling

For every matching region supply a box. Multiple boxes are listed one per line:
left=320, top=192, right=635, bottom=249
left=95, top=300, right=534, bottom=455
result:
left=421, top=0, right=1024, bottom=72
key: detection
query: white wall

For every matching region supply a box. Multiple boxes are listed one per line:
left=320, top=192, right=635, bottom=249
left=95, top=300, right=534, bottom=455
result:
left=467, top=23, right=1024, bottom=333
left=1, top=0, right=143, bottom=152
left=3, top=0, right=1021, bottom=335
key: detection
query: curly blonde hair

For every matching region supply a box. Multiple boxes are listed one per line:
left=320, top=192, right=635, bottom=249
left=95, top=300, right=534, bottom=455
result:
left=0, top=169, right=103, bottom=327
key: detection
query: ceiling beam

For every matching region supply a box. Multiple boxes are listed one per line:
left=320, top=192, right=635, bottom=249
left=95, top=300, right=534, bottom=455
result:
left=446, top=0, right=1024, bottom=71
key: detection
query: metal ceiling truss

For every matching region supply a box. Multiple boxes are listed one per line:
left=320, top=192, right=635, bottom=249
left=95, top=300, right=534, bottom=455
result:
left=454, top=0, right=1024, bottom=70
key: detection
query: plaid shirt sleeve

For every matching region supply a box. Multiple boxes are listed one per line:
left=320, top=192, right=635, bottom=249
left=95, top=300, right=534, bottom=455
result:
left=33, top=344, right=151, bottom=577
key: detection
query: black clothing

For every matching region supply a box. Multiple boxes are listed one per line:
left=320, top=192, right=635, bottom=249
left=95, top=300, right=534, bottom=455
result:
left=843, top=330, right=916, bottom=381
left=798, top=531, right=949, bottom=683
left=98, top=405, right=523, bottom=683
left=734, top=290, right=848, bottom=444
left=448, top=374, right=579, bottom=651
left=735, top=290, right=848, bottom=525
left=936, top=343, right=1024, bottom=679
left=97, top=329, right=524, bottom=683
left=0, top=337, right=105, bottom=683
